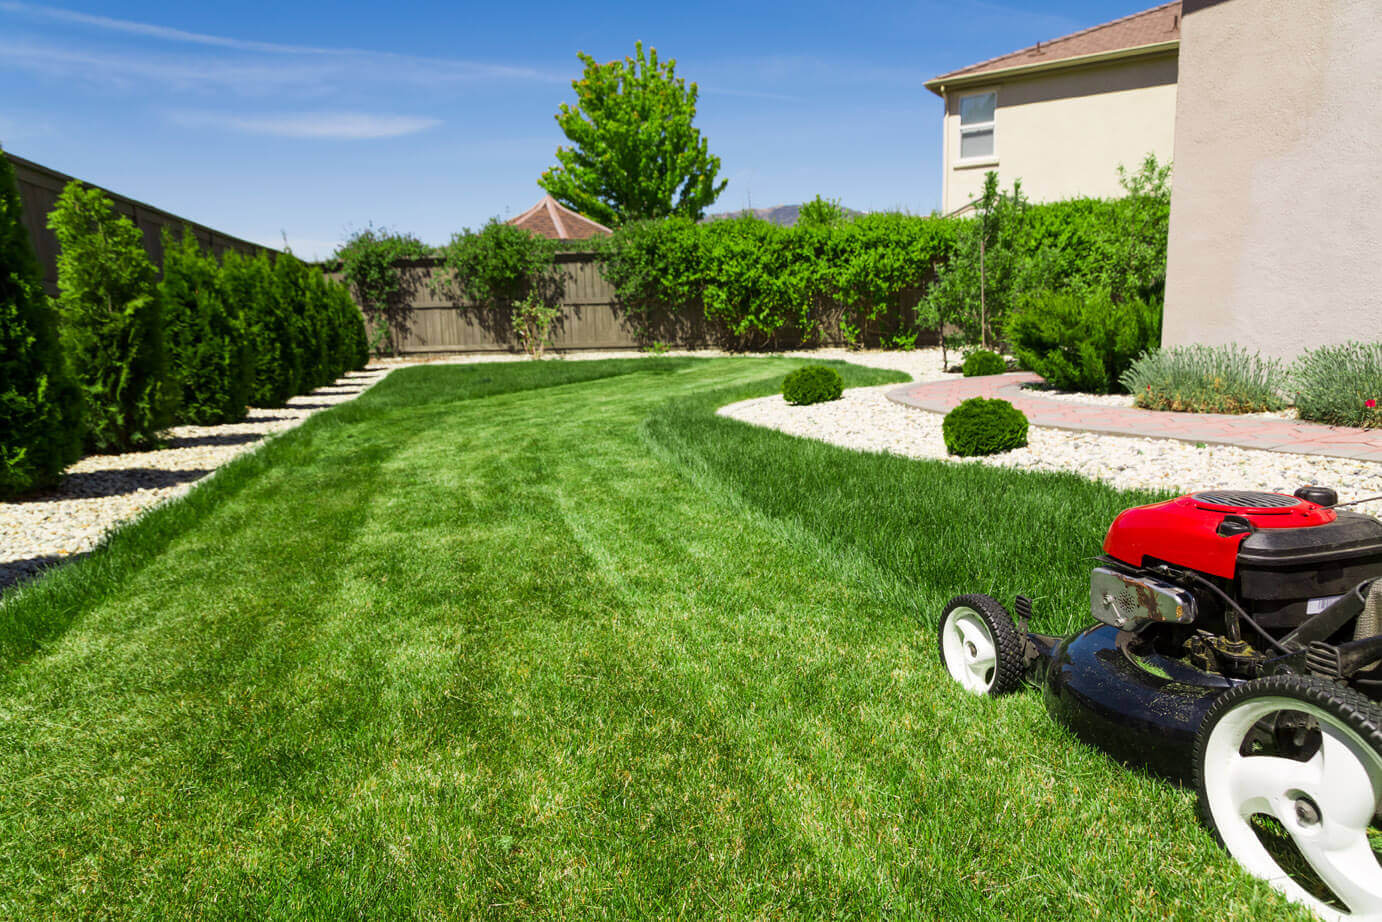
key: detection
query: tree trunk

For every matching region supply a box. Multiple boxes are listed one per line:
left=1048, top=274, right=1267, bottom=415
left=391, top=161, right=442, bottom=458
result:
left=979, top=232, right=988, bottom=350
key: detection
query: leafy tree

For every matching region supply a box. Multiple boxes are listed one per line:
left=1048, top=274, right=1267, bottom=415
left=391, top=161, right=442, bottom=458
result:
left=919, top=172, right=1028, bottom=364
left=1104, top=153, right=1172, bottom=302
left=47, top=181, right=173, bottom=452
left=796, top=195, right=847, bottom=229
left=333, top=225, right=430, bottom=356
left=0, top=148, right=83, bottom=495
left=159, top=229, right=252, bottom=424
left=539, top=42, right=727, bottom=227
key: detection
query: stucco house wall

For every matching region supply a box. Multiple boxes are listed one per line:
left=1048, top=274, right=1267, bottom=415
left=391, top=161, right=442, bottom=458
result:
left=1162, top=0, right=1382, bottom=361
left=940, top=53, right=1179, bottom=212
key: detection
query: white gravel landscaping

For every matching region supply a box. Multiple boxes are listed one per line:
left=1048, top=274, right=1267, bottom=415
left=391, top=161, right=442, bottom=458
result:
left=0, top=367, right=391, bottom=591
left=720, top=349, right=1382, bottom=519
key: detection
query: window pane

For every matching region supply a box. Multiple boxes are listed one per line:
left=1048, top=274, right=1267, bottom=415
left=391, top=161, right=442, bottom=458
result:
left=960, top=127, right=994, bottom=159
left=959, top=92, right=996, bottom=125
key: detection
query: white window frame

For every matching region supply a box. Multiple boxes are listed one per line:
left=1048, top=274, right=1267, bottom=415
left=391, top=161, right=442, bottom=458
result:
left=956, top=90, right=998, bottom=166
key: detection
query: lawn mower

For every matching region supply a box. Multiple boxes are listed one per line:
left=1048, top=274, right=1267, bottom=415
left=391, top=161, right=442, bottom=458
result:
left=938, top=487, right=1382, bottom=921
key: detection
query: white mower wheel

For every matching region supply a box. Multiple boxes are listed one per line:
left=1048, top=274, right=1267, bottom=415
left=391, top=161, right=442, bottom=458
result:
left=1195, top=674, right=1382, bottom=921
left=937, top=594, right=1025, bottom=697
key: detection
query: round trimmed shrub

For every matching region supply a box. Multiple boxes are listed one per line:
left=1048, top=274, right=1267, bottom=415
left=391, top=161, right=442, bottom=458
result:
left=782, top=365, right=843, bottom=405
left=962, top=350, right=1007, bottom=377
left=942, top=397, right=1028, bottom=456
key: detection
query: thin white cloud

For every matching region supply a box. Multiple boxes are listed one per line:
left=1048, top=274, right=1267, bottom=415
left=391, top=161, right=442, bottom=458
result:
left=168, top=110, right=440, bottom=140
left=0, top=40, right=341, bottom=95
left=0, top=2, right=558, bottom=83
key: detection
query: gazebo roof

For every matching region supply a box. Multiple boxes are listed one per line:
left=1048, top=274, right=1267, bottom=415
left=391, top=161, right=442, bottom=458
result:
left=507, top=195, right=612, bottom=239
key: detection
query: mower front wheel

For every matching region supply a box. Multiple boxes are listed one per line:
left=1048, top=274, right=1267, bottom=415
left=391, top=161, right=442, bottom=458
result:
left=938, top=594, right=1025, bottom=697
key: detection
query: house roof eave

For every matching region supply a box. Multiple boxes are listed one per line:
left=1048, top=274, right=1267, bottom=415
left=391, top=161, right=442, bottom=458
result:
left=924, top=39, right=1179, bottom=98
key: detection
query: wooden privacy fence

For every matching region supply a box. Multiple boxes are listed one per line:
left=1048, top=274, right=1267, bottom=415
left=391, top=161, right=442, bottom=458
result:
left=7, top=151, right=278, bottom=296
left=370, top=254, right=652, bottom=353
left=335, top=254, right=937, bottom=355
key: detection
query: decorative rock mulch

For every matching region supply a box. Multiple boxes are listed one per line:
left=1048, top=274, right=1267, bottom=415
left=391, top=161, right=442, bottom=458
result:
left=0, top=368, right=391, bottom=592
left=720, top=356, right=1382, bottom=519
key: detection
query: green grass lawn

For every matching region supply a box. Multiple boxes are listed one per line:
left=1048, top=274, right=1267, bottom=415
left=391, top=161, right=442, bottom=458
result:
left=0, top=358, right=1310, bottom=920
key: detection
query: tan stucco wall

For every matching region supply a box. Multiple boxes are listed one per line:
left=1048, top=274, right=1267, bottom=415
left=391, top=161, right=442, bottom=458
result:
left=1162, top=0, right=1382, bottom=361
left=940, top=54, right=1178, bottom=212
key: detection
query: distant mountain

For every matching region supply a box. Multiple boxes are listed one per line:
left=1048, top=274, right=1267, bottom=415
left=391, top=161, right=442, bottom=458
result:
left=702, top=204, right=864, bottom=227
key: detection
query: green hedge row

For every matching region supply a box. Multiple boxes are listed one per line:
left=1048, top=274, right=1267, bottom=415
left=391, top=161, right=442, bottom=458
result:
left=335, top=158, right=1171, bottom=364
left=0, top=165, right=369, bottom=497
left=599, top=213, right=958, bottom=349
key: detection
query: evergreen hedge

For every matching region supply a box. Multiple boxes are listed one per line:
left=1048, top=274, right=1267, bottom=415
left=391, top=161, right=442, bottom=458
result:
left=1004, top=290, right=1161, bottom=393
left=48, top=181, right=173, bottom=452
left=160, top=229, right=252, bottom=424
left=0, top=150, right=83, bottom=496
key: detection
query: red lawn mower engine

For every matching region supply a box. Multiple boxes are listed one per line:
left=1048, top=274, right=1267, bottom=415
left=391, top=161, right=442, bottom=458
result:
left=1097, top=488, right=1382, bottom=668
left=937, top=487, right=1382, bottom=920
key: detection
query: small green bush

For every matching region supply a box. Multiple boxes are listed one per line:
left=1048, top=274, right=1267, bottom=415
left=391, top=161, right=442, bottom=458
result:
left=942, top=397, right=1028, bottom=457
left=962, top=350, right=1007, bottom=377
left=160, top=229, right=252, bottom=425
left=0, top=148, right=83, bottom=496
left=782, top=365, right=843, bottom=405
left=48, top=180, right=174, bottom=452
left=1004, top=289, right=1161, bottom=393
left=1121, top=345, right=1288, bottom=414
left=1293, top=342, right=1382, bottom=429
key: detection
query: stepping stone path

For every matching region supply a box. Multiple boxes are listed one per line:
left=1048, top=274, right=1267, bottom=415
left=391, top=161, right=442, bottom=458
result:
left=889, top=372, right=1382, bottom=463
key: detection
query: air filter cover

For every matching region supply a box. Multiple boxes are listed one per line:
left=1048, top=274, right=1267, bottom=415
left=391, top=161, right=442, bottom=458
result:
left=1191, top=490, right=1310, bottom=513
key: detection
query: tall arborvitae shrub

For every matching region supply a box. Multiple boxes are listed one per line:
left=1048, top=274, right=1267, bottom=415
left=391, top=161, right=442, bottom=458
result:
left=301, top=269, right=335, bottom=389
left=271, top=253, right=314, bottom=396
left=0, top=149, right=83, bottom=495
left=159, top=229, right=252, bottom=424
left=330, top=280, right=370, bottom=371
left=47, top=181, right=173, bottom=452
left=226, top=251, right=297, bottom=407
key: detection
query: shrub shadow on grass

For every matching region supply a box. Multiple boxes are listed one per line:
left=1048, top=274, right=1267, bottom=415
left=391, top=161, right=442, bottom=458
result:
left=0, top=552, right=89, bottom=593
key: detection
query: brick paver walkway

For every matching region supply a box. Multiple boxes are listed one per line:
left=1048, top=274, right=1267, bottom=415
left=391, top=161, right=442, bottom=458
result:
left=887, top=372, right=1382, bottom=463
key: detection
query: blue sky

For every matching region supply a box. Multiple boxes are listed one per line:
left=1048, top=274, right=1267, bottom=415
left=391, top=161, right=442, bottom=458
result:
left=1, top=1, right=1146, bottom=258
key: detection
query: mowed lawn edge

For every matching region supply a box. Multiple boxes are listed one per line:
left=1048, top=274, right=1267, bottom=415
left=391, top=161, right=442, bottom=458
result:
left=0, top=359, right=697, bottom=673
left=0, top=359, right=1310, bottom=920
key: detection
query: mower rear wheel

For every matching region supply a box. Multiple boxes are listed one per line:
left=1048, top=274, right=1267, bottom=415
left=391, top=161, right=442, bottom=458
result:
left=938, top=594, right=1024, bottom=697
left=1195, top=674, right=1382, bottom=921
